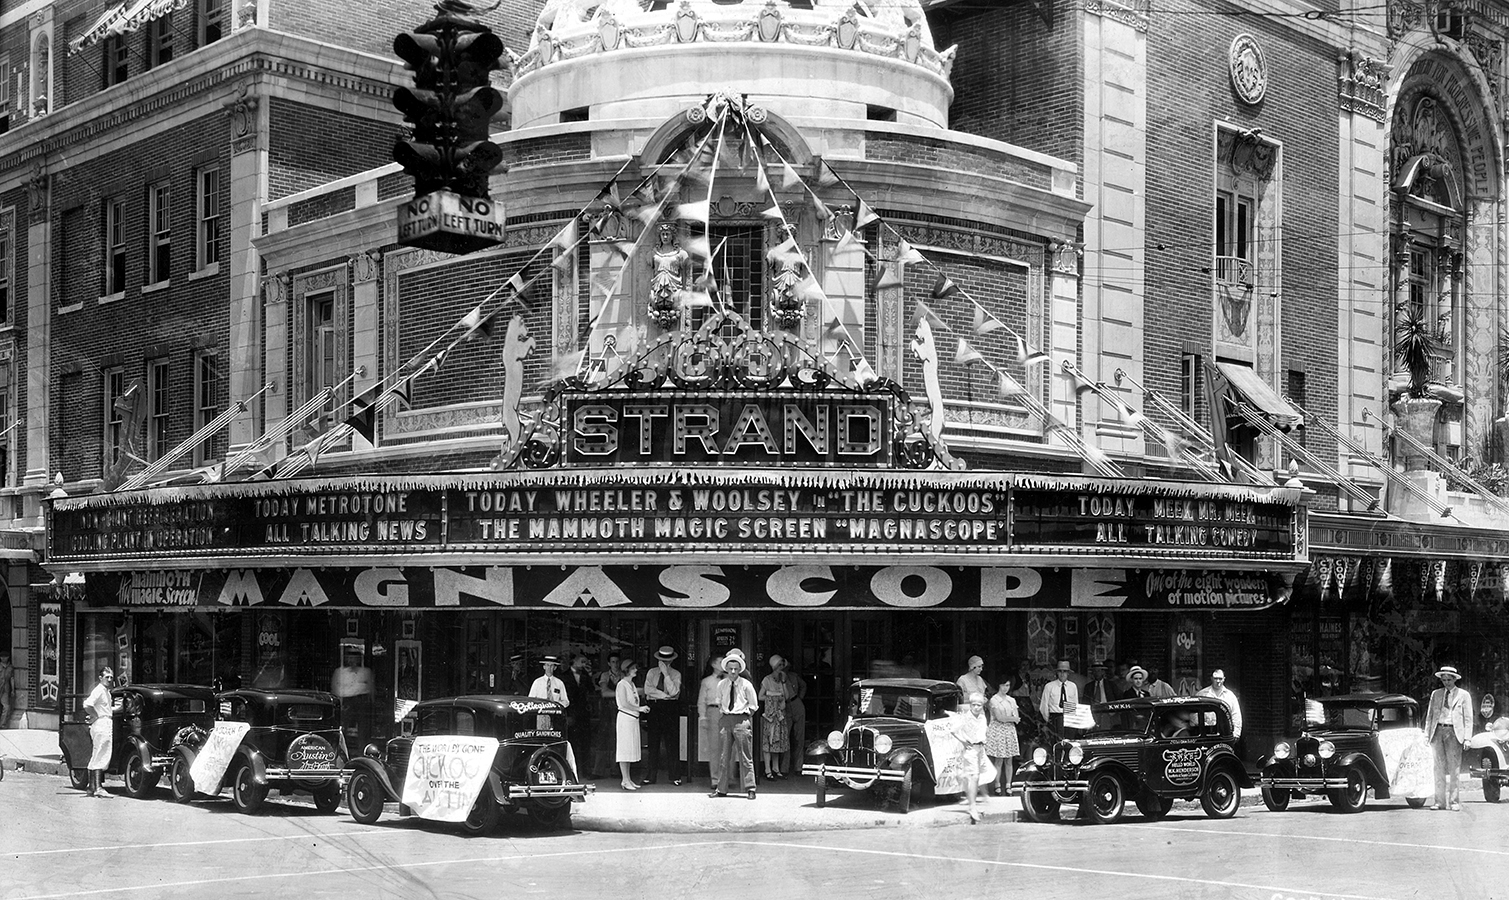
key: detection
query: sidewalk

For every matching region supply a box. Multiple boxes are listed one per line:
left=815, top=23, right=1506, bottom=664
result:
left=0, top=728, right=1260, bottom=832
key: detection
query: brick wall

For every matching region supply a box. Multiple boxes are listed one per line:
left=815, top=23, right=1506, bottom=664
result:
left=267, top=99, right=399, bottom=200
left=48, top=111, right=231, bottom=482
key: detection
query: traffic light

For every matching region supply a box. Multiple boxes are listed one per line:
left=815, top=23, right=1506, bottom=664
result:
left=392, top=8, right=504, bottom=200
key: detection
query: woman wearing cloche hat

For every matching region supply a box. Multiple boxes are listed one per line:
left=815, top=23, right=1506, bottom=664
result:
left=759, top=654, right=791, bottom=781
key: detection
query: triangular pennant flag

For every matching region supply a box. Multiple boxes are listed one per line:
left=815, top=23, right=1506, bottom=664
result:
left=553, top=349, right=587, bottom=381
left=1315, top=557, right=1334, bottom=594
left=817, top=161, right=841, bottom=187
left=305, top=440, right=323, bottom=467
left=634, top=204, right=661, bottom=228
left=931, top=273, right=958, bottom=301
left=972, top=303, right=1004, bottom=336
left=345, top=404, right=377, bottom=443
left=684, top=235, right=712, bottom=260
left=912, top=300, right=947, bottom=332
left=766, top=236, right=801, bottom=263
left=896, top=239, right=925, bottom=266
left=389, top=377, right=413, bottom=411
left=682, top=289, right=714, bottom=308
left=1334, top=557, right=1352, bottom=594
left=507, top=272, right=526, bottom=294
left=852, top=357, right=877, bottom=386
left=677, top=200, right=709, bottom=224
left=1433, top=559, right=1447, bottom=598
left=1069, top=367, right=1097, bottom=397
left=998, top=371, right=1026, bottom=398
left=760, top=204, right=785, bottom=221
left=457, top=304, right=485, bottom=332
left=755, top=162, right=770, bottom=196
left=873, top=263, right=903, bottom=291
left=955, top=338, right=983, bottom=366
left=1471, top=560, right=1484, bottom=596
left=809, top=194, right=831, bottom=221
left=464, top=308, right=501, bottom=341
left=550, top=250, right=575, bottom=272
left=694, top=269, right=717, bottom=293
left=834, top=230, right=861, bottom=255
left=504, top=272, right=544, bottom=310
left=854, top=199, right=880, bottom=229
left=780, top=161, right=802, bottom=190
left=1016, top=334, right=1048, bottom=368
left=421, top=348, right=448, bottom=376
left=550, top=217, right=578, bottom=250
left=795, top=274, right=827, bottom=304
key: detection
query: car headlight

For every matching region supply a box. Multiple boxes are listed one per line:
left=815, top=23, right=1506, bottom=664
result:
left=1067, top=743, right=1084, bottom=765
left=1033, top=747, right=1048, bottom=766
left=1318, top=740, right=1336, bottom=760
left=827, top=730, right=845, bottom=750
left=873, top=734, right=893, bottom=754
left=1273, top=741, right=1291, bottom=760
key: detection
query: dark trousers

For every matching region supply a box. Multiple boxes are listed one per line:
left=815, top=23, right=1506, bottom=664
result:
left=645, top=700, right=682, bottom=781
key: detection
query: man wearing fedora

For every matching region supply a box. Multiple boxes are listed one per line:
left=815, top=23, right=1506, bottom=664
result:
left=711, top=649, right=760, bottom=800
left=500, top=653, right=526, bottom=695
left=1425, top=664, right=1472, bottom=811
left=642, top=646, right=685, bottom=785
left=529, top=656, right=571, bottom=707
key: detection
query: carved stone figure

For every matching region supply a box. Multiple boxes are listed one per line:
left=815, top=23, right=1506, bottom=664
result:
left=649, top=222, right=689, bottom=328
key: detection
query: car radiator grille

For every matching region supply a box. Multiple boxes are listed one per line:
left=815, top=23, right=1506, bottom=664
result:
left=843, top=727, right=879, bottom=768
left=388, top=744, right=411, bottom=777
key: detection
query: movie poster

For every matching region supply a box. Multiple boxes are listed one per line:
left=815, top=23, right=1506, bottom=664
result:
left=39, top=602, right=60, bottom=707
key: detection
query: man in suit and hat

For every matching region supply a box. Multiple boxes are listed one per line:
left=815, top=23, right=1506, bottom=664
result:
left=529, top=655, right=570, bottom=706
left=500, top=653, right=526, bottom=695
left=1121, top=665, right=1153, bottom=699
left=642, top=645, right=685, bottom=785
left=710, top=648, right=760, bottom=800
left=1425, top=664, right=1472, bottom=811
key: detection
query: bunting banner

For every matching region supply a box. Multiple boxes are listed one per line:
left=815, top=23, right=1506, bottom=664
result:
left=896, top=239, right=925, bottom=266
left=1433, top=560, right=1447, bottom=598
left=677, top=200, right=710, bottom=224
left=913, top=300, right=948, bottom=332
left=345, top=404, right=377, bottom=444
left=816, top=161, right=841, bottom=187
left=972, top=303, right=1004, bottom=335
left=780, top=161, right=802, bottom=190
left=1016, top=334, right=1048, bottom=368
left=932, top=273, right=958, bottom=299
left=755, top=161, right=770, bottom=196
left=1315, top=556, right=1335, bottom=596
left=1470, top=561, right=1484, bottom=597
left=1334, top=556, right=1352, bottom=595
left=873, top=264, right=903, bottom=291
left=854, top=199, right=879, bottom=229
left=834, top=230, right=861, bottom=255
left=955, top=338, right=983, bottom=366
left=998, top=371, right=1026, bottom=397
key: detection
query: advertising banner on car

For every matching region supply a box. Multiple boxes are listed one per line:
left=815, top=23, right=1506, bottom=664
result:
left=1379, top=728, right=1434, bottom=799
left=189, top=721, right=251, bottom=795
left=924, top=713, right=997, bottom=796
left=401, top=736, right=500, bottom=822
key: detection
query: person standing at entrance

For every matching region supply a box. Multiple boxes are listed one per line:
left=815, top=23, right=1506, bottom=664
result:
left=1197, top=669, right=1244, bottom=737
left=1425, top=664, right=1472, bottom=811
left=784, top=664, right=807, bottom=775
left=759, top=655, right=791, bottom=780
left=642, top=646, right=684, bottom=786
left=1122, top=665, right=1152, bottom=699
left=1038, top=660, right=1081, bottom=737
left=986, top=677, right=1020, bottom=796
left=1084, top=662, right=1117, bottom=705
left=711, top=649, right=759, bottom=800
left=83, top=667, right=123, bottom=798
left=529, top=656, right=570, bottom=706
left=0, top=651, right=15, bottom=728
left=563, top=654, right=594, bottom=776
left=957, top=656, right=988, bottom=701
left=615, top=659, right=649, bottom=790
left=697, top=655, right=725, bottom=787
left=331, top=650, right=374, bottom=750
left=500, top=653, right=526, bottom=695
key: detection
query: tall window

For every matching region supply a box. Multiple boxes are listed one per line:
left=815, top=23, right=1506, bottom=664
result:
left=58, top=206, right=85, bottom=309
left=1214, top=189, right=1254, bottom=282
left=150, top=16, right=174, bottom=68
left=104, top=34, right=128, bottom=86
left=1407, top=248, right=1434, bottom=322
left=193, top=351, right=218, bottom=465
left=1180, top=353, right=1201, bottom=418
left=198, top=0, right=223, bottom=45
left=0, top=357, right=11, bottom=486
left=105, top=198, right=127, bottom=296
left=104, top=368, right=127, bottom=470
left=309, top=293, right=337, bottom=422
left=0, top=213, right=11, bottom=324
left=196, top=167, right=221, bottom=270
left=148, top=183, right=170, bottom=285
left=148, top=359, right=170, bottom=461
left=1287, top=369, right=1307, bottom=451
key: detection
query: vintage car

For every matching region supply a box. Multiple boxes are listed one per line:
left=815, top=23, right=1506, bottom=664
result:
left=345, top=695, right=591, bottom=834
left=1016, top=696, right=1251, bottom=824
left=168, top=688, right=348, bottom=813
left=58, top=684, right=215, bottom=797
left=1467, top=716, right=1509, bottom=802
left=1259, top=692, right=1431, bottom=813
left=801, top=678, right=963, bottom=814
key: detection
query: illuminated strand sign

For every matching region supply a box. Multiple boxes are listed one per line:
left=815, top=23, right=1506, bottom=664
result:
left=564, top=391, right=894, bottom=466
left=90, top=564, right=1289, bottom=611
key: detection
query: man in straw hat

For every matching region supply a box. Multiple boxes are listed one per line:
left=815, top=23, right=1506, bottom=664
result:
left=642, top=646, right=685, bottom=785
left=710, top=648, right=760, bottom=800
left=529, top=655, right=570, bottom=706
left=1425, top=664, right=1472, bottom=810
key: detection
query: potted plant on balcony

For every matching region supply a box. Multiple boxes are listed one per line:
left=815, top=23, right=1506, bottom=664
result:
left=1392, top=304, right=1441, bottom=470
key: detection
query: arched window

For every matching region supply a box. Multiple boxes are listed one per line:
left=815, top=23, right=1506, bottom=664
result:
left=29, top=32, right=49, bottom=117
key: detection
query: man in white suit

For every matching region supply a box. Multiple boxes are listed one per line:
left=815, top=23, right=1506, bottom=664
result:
left=1424, top=665, right=1472, bottom=811
left=1039, top=659, right=1082, bottom=737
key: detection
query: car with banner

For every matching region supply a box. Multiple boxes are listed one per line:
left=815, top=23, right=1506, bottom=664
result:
left=1016, top=696, right=1250, bottom=824
left=1258, top=692, right=1431, bottom=813
left=168, top=688, right=348, bottom=814
left=344, top=695, right=590, bottom=834
left=57, top=683, right=215, bottom=798
left=801, top=678, right=966, bottom=814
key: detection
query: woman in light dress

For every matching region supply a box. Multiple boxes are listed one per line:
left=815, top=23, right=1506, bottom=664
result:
left=986, top=677, right=1021, bottom=795
left=951, top=692, right=991, bottom=824
left=615, top=659, right=649, bottom=790
left=759, top=655, right=791, bottom=780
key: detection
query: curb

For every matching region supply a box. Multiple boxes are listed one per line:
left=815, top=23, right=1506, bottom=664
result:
left=3, top=756, right=65, bottom=777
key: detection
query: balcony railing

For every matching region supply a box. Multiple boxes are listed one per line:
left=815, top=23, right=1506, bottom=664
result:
left=1213, top=255, right=1253, bottom=286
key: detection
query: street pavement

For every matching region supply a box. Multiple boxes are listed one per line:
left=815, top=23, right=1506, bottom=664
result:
left=4, top=764, right=1506, bottom=900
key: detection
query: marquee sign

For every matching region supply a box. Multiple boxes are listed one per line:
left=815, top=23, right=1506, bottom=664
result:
left=88, top=563, right=1293, bottom=611
left=48, top=473, right=1302, bottom=566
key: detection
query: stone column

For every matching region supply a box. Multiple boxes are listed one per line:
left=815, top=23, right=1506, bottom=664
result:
left=350, top=251, right=380, bottom=451
left=225, top=80, right=267, bottom=455
left=22, top=164, right=49, bottom=495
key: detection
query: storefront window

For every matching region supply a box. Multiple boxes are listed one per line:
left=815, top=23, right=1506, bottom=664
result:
left=75, top=611, right=122, bottom=700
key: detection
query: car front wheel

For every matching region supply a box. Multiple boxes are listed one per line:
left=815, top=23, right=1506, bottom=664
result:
left=68, top=768, right=90, bottom=791
left=1261, top=787, right=1291, bottom=811
left=169, top=754, right=195, bottom=803
left=1327, top=768, right=1367, bottom=813
left=1201, top=768, right=1241, bottom=819
left=1021, top=786, right=1062, bottom=823
left=1083, top=771, right=1125, bottom=824
left=346, top=770, right=385, bottom=825
left=123, top=748, right=158, bottom=798
left=895, top=762, right=931, bottom=815
left=1481, top=755, right=1502, bottom=803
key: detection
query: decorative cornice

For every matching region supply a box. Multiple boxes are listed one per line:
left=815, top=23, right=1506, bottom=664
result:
left=1338, top=51, right=1389, bottom=124
left=1084, top=0, right=1149, bottom=33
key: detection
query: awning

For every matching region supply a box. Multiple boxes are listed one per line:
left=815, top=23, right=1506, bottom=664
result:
left=118, top=0, right=183, bottom=33
left=67, top=3, right=128, bottom=55
left=1216, top=361, right=1302, bottom=429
